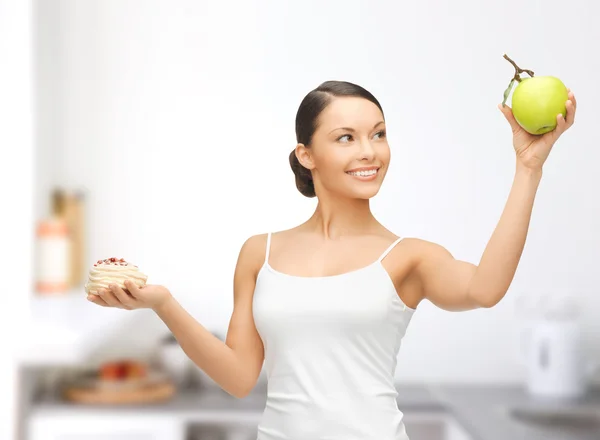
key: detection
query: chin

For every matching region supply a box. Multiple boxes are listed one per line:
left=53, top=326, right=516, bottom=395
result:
left=343, top=167, right=387, bottom=199
left=348, top=184, right=382, bottom=200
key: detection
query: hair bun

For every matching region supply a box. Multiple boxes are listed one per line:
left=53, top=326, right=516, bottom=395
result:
left=289, top=150, right=315, bottom=198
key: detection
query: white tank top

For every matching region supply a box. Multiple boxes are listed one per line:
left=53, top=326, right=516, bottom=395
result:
left=253, top=232, right=417, bottom=440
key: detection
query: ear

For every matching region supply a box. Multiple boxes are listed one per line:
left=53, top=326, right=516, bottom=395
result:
left=295, top=143, right=315, bottom=170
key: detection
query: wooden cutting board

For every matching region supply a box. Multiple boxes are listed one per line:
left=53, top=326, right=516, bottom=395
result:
left=63, top=379, right=176, bottom=405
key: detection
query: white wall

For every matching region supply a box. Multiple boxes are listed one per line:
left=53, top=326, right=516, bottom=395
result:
left=33, top=0, right=600, bottom=384
left=1, top=0, right=34, bottom=438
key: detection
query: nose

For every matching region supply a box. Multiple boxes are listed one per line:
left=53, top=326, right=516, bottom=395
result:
left=358, top=139, right=376, bottom=161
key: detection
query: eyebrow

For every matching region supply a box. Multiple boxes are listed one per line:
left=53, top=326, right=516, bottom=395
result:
left=329, top=121, right=385, bottom=135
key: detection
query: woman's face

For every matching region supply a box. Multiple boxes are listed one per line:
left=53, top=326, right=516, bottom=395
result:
left=297, top=96, right=390, bottom=200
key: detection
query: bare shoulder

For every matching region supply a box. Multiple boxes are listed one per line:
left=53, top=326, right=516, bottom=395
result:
left=396, top=237, right=459, bottom=279
left=384, top=236, right=451, bottom=268
left=236, top=233, right=269, bottom=278
left=399, top=237, right=480, bottom=311
left=402, top=237, right=454, bottom=263
left=240, top=233, right=268, bottom=254
left=259, top=226, right=306, bottom=252
left=236, top=228, right=301, bottom=277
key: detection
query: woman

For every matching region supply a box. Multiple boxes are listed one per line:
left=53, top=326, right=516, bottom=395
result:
left=88, top=80, right=576, bottom=439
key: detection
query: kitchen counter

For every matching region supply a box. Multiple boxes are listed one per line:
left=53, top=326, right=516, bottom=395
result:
left=29, top=383, right=600, bottom=440
left=429, top=384, right=600, bottom=440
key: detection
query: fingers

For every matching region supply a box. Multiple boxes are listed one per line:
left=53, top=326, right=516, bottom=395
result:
left=124, top=279, right=142, bottom=299
left=95, top=284, right=137, bottom=309
left=565, top=90, right=576, bottom=127
left=110, top=283, right=138, bottom=309
left=87, top=293, right=110, bottom=307
left=87, top=282, right=142, bottom=310
left=97, top=287, right=123, bottom=308
left=543, top=113, right=565, bottom=145
left=566, top=87, right=577, bottom=107
left=556, top=112, right=568, bottom=134
left=498, top=103, right=521, bottom=133
left=553, top=90, right=576, bottom=141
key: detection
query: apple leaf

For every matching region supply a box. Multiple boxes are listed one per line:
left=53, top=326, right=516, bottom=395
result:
left=502, top=79, right=515, bottom=107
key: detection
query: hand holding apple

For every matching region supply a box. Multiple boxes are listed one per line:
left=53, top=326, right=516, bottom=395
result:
left=511, top=76, right=569, bottom=135
left=498, top=54, right=577, bottom=171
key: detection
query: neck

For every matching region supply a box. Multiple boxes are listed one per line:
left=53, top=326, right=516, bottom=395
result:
left=304, top=194, right=378, bottom=240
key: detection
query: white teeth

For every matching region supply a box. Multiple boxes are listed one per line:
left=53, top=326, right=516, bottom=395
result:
left=347, top=169, right=377, bottom=177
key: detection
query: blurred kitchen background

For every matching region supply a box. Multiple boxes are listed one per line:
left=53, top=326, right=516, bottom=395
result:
left=2, top=0, right=600, bottom=439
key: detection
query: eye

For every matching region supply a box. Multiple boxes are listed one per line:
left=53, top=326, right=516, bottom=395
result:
left=373, top=130, right=386, bottom=140
left=337, top=134, right=353, bottom=143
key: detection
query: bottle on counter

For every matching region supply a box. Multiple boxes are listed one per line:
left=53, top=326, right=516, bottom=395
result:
left=34, top=215, right=70, bottom=295
left=59, top=189, right=87, bottom=289
left=34, top=188, right=88, bottom=295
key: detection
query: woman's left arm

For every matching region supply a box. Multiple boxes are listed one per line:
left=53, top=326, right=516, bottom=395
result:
left=416, top=90, right=577, bottom=311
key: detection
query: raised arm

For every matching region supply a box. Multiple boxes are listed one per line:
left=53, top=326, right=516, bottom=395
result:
left=413, top=89, right=576, bottom=311
left=413, top=166, right=541, bottom=311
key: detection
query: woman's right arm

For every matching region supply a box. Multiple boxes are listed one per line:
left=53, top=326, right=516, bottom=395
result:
left=152, top=235, right=265, bottom=398
left=91, top=235, right=266, bottom=398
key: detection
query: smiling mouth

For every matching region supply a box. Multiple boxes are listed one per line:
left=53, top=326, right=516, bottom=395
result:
left=345, top=168, right=380, bottom=179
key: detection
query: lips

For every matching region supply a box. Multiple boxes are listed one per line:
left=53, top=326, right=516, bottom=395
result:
left=345, top=166, right=380, bottom=173
left=345, top=167, right=380, bottom=181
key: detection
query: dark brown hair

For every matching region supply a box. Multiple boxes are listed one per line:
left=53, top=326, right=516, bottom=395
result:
left=289, top=80, right=384, bottom=198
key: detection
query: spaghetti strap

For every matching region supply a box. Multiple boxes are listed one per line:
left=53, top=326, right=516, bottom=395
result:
left=265, top=232, right=272, bottom=265
left=377, top=237, right=404, bottom=262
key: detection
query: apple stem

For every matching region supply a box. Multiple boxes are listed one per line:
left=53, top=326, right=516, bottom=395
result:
left=503, top=54, right=535, bottom=82
left=501, top=54, right=536, bottom=107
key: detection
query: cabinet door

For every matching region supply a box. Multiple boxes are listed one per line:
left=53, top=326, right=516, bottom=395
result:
left=28, top=413, right=183, bottom=440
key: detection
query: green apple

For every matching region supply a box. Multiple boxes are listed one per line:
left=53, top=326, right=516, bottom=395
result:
left=511, top=76, right=568, bottom=135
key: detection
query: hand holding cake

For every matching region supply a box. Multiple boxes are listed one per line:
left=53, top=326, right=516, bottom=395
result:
left=85, top=257, right=148, bottom=295
left=85, top=258, right=171, bottom=310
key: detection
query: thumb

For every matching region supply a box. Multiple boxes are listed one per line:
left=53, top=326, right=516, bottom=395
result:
left=498, top=103, right=521, bottom=133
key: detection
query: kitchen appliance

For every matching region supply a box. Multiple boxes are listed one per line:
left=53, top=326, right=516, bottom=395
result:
left=517, top=292, right=598, bottom=400
left=521, top=316, right=598, bottom=400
